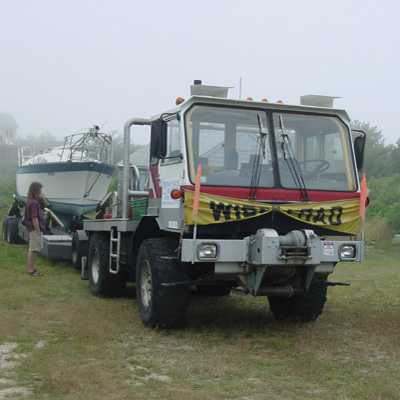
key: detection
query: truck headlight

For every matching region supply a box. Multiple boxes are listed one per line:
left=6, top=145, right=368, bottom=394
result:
left=197, top=243, right=218, bottom=260
left=339, top=245, right=356, bottom=260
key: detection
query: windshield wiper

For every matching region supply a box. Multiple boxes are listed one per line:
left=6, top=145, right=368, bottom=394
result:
left=249, top=113, right=268, bottom=200
left=278, top=115, right=309, bottom=202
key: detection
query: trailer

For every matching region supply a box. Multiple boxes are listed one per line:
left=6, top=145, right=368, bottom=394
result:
left=2, top=193, right=93, bottom=267
left=1, top=191, right=122, bottom=271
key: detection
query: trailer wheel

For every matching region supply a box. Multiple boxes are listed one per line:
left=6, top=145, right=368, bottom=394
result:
left=88, top=233, right=126, bottom=297
left=268, top=277, right=327, bottom=322
left=136, top=238, right=189, bottom=328
left=71, top=231, right=88, bottom=270
left=4, top=217, right=19, bottom=244
left=2, top=217, right=7, bottom=241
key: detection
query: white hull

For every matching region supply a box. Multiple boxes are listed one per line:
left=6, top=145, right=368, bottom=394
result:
left=16, top=162, right=113, bottom=215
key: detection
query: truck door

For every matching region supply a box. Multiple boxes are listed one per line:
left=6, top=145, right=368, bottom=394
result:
left=148, top=117, right=184, bottom=230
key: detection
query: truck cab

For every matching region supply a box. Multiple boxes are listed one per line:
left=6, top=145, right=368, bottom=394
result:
left=84, top=84, right=366, bottom=328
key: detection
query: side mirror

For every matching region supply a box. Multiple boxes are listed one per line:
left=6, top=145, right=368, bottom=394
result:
left=150, top=119, right=168, bottom=160
left=352, top=129, right=366, bottom=171
left=159, top=121, right=167, bottom=158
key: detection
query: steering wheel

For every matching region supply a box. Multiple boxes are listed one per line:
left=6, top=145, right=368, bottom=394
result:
left=298, top=160, right=330, bottom=177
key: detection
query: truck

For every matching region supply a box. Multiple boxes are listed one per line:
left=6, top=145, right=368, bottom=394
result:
left=9, top=82, right=368, bottom=328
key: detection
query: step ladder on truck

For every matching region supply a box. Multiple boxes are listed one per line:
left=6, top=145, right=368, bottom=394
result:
left=83, top=81, right=367, bottom=328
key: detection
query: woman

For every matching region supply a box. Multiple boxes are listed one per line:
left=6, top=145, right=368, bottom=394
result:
left=25, top=182, right=45, bottom=276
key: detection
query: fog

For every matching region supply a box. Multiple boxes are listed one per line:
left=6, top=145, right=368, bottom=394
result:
left=0, top=0, right=398, bottom=144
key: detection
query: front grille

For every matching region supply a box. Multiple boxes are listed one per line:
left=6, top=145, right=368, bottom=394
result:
left=192, top=210, right=344, bottom=240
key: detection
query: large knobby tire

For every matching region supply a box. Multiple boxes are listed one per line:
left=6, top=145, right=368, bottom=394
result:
left=268, top=277, right=328, bottom=322
left=88, top=233, right=126, bottom=297
left=136, top=238, right=189, bottom=328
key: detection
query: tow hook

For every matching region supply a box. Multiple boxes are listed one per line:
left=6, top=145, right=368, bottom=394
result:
left=326, top=281, right=351, bottom=287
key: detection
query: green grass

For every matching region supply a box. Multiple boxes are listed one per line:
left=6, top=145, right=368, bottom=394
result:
left=1, top=240, right=400, bottom=400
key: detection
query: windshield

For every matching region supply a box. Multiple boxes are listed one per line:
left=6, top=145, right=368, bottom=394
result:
left=273, top=113, right=356, bottom=191
left=185, top=106, right=356, bottom=192
left=185, top=106, right=273, bottom=187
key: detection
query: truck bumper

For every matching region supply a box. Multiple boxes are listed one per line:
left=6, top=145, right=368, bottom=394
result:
left=181, top=229, right=364, bottom=267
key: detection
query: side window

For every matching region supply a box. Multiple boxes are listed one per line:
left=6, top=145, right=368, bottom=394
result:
left=165, top=119, right=181, bottom=159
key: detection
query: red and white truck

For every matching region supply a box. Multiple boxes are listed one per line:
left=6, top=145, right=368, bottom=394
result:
left=82, top=81, right=367, bottom=328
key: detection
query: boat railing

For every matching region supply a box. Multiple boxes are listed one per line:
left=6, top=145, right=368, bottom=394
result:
left=60, top=125, right=112, bottom=164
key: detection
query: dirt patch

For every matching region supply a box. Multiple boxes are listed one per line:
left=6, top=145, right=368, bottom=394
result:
left=0, top=343, right=18, bottom=372
left=0, top=387, right=32, bottom=400
left=34, top=341, right=46, bottom=350
left=128, top=365, right=172, bottom=384
left=0, top=342, right=32, bottom=399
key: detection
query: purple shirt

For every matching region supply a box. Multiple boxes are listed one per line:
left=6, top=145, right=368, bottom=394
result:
left=24, top=199, right=45, bottom=232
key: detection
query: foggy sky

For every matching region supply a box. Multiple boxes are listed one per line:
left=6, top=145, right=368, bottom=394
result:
left=0, top=0, right=399, bottom=144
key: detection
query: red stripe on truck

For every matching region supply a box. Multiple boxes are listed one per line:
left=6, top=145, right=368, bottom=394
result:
left=182, top=185, right=359, bottom=202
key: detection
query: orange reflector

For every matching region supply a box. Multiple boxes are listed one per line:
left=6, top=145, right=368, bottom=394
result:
left=176, top=96, right=185, bottom=105
left=170, top=189, right=183, bottom=200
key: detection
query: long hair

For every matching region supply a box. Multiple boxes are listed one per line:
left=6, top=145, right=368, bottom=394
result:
left=27, top=182, right=43, bottom=200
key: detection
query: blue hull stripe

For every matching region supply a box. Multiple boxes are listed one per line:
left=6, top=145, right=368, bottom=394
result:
left=17, top=195, right=98, bottom=216
left=16, top=161, right=114, bottom=176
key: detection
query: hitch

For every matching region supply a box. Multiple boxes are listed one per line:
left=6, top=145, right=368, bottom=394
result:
left=161, top=280, right=195, bottom=287
left=326, top=281, right=351, bottom=287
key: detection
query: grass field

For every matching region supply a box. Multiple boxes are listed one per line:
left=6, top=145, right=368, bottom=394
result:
left=0, top=238, right=399, bottom=400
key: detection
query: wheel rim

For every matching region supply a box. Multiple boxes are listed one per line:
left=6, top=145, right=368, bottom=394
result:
left=91, top=251, right=100, bottom=284
left=140, top=260, right=152, bottom=308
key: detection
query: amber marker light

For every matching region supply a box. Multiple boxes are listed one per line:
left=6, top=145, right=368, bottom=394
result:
left=176, top=96, right=185, bottom=105
left=170, top=189, right=183, bottom=200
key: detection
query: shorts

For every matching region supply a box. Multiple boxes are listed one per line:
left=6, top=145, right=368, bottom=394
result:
left=29, top=231, right=43, bottom=253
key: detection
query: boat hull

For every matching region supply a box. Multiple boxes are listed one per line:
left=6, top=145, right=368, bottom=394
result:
left=16, top=161, right=113, bottom=216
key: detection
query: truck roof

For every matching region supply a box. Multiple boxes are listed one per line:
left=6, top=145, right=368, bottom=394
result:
left=151, top=96, right=351, bottom=123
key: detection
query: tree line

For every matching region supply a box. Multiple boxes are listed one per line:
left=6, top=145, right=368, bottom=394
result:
left=352, top=121, right=400, bottom=234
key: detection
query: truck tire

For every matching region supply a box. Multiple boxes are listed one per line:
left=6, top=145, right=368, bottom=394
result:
left=136, top=238, right=189, bottom=328
left=194, top=285, right=231, bottom=297
left=268, top=277, right=327, bottom=322
left=4, top=217, right=19, bottom=244
left=88, top=233, right=126, bottom=297
left=71, top=231, right=88, bottom=270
